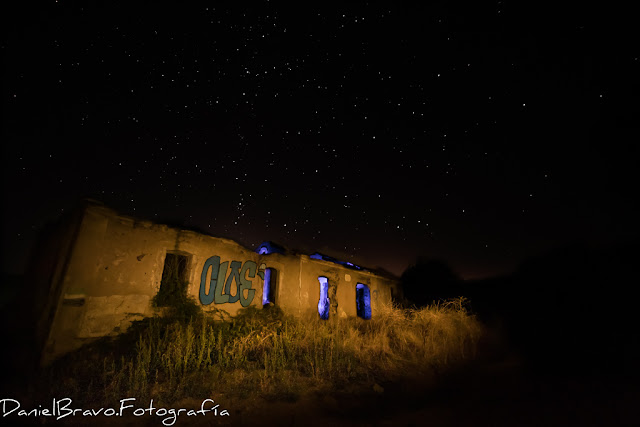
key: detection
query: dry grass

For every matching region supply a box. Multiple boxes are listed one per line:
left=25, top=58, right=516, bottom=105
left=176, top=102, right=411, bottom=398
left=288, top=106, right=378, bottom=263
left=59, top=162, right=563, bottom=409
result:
left=45, top=297, right=483, bottom=406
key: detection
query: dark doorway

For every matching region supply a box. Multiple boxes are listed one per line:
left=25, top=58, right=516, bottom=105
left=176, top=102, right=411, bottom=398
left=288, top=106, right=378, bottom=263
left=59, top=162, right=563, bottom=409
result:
left=156, top=252, right=189, bottom=306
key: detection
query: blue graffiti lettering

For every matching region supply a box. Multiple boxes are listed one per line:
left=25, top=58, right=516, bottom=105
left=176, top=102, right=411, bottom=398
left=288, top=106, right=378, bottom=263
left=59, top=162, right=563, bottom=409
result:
left=239, top=261, right=257, bottom=307
left=214, top=261, right=230, bottom=304
left=199, top=256, right=257, bottom=307
left=224, top=261, right=242, bottom=303
left=200, top=256, right=220, bottom=306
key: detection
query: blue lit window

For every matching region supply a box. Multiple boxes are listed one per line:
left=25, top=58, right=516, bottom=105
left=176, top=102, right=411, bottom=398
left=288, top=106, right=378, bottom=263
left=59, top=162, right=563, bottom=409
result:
left=262, top=268, right=277, bottom=306
left=356, top=283, right=371, bottom=319
left=317, top=276, right=330, bottom=320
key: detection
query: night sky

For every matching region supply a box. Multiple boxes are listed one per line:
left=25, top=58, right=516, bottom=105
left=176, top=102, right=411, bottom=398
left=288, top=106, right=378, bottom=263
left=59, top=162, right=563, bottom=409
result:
left=2, top=2, right=638, bottom=280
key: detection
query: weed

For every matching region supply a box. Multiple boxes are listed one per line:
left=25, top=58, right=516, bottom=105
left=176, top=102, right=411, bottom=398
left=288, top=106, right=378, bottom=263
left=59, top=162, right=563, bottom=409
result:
left=43, top=297, right=483, bottom=406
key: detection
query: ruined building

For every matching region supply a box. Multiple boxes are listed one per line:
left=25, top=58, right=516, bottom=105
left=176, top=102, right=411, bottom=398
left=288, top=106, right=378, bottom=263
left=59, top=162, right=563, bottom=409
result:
left=29, top=200, right=401, bottom=364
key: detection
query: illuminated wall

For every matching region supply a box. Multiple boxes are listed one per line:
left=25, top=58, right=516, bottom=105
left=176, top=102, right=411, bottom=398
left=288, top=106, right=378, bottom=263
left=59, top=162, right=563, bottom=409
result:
left=34, top=200, right=400, bottom=364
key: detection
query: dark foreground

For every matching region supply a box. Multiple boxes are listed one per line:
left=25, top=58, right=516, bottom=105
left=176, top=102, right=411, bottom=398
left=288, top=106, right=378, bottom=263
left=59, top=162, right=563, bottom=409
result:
left=232, top=346, right=640, bottom=427
left=2, top=332, right=638, bottom=427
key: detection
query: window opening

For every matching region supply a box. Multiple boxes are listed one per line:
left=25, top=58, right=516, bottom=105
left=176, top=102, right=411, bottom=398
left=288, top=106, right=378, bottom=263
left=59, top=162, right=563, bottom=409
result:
left=262, top=268, right=277, bottom=306
left=356, top=283, right=371, bottom=319
left=318, top=276, right=330, bottom=320
left=156, top=253, right=189, bottom=306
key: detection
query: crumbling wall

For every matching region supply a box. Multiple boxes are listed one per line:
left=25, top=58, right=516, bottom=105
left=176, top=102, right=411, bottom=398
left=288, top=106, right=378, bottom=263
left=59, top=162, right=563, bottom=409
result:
left=39, top=201, right=399, bottom=364
left=299, top=256, right=395, bottom=319
left=42, top=205, right=169, bottom=363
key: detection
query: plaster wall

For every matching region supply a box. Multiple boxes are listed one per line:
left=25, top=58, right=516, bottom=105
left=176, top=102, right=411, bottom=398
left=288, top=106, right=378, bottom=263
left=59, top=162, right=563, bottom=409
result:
left=40, top=201, right=399, bottom=364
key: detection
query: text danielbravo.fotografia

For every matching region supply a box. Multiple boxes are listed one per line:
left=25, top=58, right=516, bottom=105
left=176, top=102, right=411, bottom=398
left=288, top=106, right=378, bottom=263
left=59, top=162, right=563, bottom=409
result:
left=1, top=397, right=230, bottom=425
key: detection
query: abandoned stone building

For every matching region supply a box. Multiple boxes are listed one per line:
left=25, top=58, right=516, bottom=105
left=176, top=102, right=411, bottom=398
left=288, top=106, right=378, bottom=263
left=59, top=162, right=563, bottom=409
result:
left=29, top=199, right=401, bottom=364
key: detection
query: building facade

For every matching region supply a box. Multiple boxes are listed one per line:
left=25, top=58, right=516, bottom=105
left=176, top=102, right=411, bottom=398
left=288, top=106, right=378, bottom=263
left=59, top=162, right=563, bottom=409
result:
left=32, top=200, right=400, bottom=364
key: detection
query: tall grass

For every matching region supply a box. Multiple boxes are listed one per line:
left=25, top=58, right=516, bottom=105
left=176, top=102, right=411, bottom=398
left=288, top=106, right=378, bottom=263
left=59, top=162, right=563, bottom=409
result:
left=46, top=298, right=483, bottom=405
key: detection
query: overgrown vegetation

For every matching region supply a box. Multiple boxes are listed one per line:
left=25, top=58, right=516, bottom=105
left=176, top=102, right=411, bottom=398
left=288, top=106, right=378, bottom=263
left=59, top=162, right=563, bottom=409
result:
left=151, top=253, right=201, bottom=320
left=43, top=297, right=483, bottom=407
left=153, top=254, right=187, bottom=306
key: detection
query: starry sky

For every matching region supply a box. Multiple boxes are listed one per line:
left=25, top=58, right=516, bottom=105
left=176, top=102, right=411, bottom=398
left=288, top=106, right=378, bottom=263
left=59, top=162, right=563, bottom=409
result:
left=2, top=2, right=638, bottom=279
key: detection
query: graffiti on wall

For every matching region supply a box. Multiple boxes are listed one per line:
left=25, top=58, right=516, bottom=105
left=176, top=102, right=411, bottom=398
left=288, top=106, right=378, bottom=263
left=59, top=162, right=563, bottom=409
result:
left=199, top=256, right=264, bottom=307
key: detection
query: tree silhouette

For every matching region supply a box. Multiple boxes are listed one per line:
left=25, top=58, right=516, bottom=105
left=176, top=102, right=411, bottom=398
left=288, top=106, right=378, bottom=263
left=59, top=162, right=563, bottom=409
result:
left=400, top=257, right=461, bottom=306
